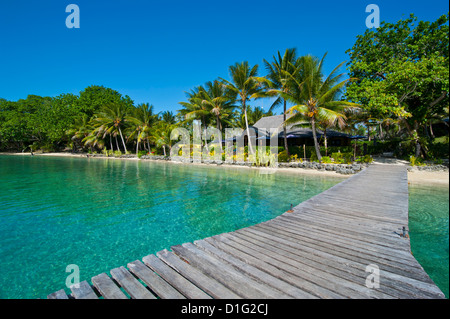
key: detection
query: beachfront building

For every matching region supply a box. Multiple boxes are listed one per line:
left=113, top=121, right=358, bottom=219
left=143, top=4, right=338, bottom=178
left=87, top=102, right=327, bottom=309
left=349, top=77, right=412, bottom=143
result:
left=251, top=114, right=353, bottom=147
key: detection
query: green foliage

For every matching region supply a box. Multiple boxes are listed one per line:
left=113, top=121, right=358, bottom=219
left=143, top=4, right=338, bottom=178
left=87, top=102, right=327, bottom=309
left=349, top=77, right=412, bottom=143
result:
left=345, top=13, right=449, bottom=159
left=278, top=150, right=290, bottom=162
left=137, top=150, right=147, bottom=158
left=321, top=156, right=332, bottom=163
left=331, top=152, right=343, bottom=162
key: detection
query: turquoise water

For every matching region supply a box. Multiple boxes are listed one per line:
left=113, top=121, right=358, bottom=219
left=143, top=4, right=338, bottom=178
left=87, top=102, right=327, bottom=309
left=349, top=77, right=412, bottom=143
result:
left=408, top=184, right=449, bottom=298
left=0, top=155, right=343, bottom=299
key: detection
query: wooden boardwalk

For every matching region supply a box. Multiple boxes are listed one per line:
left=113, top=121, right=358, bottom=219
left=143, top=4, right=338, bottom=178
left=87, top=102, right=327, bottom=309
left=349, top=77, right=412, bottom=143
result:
left=48, top=164, right=445, bottom=299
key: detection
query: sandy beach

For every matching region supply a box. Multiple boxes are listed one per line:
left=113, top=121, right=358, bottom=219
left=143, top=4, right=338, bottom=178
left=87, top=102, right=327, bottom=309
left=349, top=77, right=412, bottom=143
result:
left=1, top=152, right=448, bottom=185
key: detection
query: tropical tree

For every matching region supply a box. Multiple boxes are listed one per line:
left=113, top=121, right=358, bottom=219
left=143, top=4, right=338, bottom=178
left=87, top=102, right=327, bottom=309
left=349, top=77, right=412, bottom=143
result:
left=178, top=86, right=213, bottom=130
left=91, top=103, right=130, bottom=153
left=150, top=121, right=176, bottom=156
left=220, top=62, right=264, bottom=153
left=127, top=103, right=157, bottom=155
left=279, top=53, right=359, bottom=162
left=261, top=48, right=300, bottom=156
left=67, top=113, right=93, bottom=151
left=345, top=13, right=449, bottom=158
left=161, top=110, right=177, bottom=124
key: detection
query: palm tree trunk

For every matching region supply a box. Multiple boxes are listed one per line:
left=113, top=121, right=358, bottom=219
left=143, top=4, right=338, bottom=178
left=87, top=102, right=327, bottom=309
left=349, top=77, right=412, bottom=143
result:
left=324, top=129, right=328, bottom=156
left=311, top=118, right=322, bottom=162
left=243, top=101, right=254, bottom=154
left=115, top=135, right=120, bottom=152
left=109, top=134, right=113, bottom=151
left=118, top=127, right=128, bottom=153
left=136, top=135, right=140, bottom=156
left=429, top=120, right=435, bottom=139
left=216, top=114, right=222, bottom=132
left=283, top=99, right=289, bottom=157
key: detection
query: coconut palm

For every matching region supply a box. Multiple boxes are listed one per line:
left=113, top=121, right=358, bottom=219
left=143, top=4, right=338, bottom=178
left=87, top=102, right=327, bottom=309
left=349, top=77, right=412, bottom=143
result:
left=91, top=103, right=129, bottom=153
left=150, top=121, right=175, bottom=157
left=199, top=80, right=236, bottom=131
left=178, top=86, right=212, bottom=130
left=279, top=53, right=359, bottom=162
left=66, top=113, right=92, bottom=151
left=260, top=48, right=300, bottom=156
left=127, top=103, right=157, bottom=155
left=220, top=62, right=264, bottom=153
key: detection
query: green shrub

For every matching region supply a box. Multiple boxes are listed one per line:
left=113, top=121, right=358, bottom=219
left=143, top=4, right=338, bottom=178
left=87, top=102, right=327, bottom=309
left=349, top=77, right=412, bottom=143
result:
left=321, top=156, right=332, bottom=163
left=343, top=152, right=353, bottom=164
left=278, top=150, right=290, bottom=162
left=331, top=152, right=343, bottom=163
left=113, top=150, right=122, bottom=157
left=137, top=150, right=147, bottom=158
left=362, top=154, right=373, bottom=163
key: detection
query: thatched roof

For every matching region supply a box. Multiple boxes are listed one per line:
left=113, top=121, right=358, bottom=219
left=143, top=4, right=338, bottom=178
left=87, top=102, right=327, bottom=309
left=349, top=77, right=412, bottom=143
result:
left=252, top=115, right=352, bottom=139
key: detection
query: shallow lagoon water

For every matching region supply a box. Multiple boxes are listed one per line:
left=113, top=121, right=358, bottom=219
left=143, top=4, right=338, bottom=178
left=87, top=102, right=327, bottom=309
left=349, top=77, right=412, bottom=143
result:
left=408, top=184, right=449, bottom=298
left=0, top=155, right=343, bottom=298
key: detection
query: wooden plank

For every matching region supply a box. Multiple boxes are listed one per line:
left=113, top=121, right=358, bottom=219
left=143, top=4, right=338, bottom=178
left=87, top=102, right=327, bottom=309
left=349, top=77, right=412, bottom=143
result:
left=206, top=235, right=345, bottom=299
left=193, top=238, right=316, bottom=299
left=257, top=220, right=431, bottom=283
left=127, top=260, right=186, bottom=299
left=241, top=225, right=424, bottom=298
left=221, top=232, right=371, bottom=299
left=172, top=242, right=291, bottom=299
left=110, top=266, right=156, bottom=299
left=69, top=281, right=98, bottom=299
left=47, top=289, right=69, bottom=299
left=142, top=254, right=211, bottom=299
left=156, top=249, right=241, bottom=299
left=91, top=273, right=128, bottom=299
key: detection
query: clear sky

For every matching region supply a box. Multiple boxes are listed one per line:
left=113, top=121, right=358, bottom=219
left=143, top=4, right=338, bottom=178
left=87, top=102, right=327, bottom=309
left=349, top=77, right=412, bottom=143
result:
left=0, top=0, right=448, bottom=114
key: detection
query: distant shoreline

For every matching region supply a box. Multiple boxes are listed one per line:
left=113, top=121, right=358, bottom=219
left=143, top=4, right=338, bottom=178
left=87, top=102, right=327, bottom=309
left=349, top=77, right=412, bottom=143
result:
left=1, top=151, right=448, bottom=186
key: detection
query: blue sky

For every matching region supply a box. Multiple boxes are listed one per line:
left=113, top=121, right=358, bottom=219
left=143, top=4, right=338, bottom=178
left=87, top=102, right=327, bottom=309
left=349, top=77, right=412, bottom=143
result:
left=0, top=0, right=448, bottom=114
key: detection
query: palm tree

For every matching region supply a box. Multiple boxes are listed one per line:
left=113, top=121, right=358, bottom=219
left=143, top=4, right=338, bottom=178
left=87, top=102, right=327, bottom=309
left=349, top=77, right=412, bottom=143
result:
left=161, top=111, right=177, bottom=124
left=91, top=103, right=129, bottom=153
left=67, top=113, right=92, bottom=151
left=200, top=80, right=237, bottom=132
left=150, top=121, right=175, bottom=157
left=261, top=48, right=300, bottom=156
left=178, top=86, right=212, bottom=130
left=220, top=62, right=264, bottom=153
left=127, top=103, right=157, bottom=155
left=279, top=53, right=359, bottom=162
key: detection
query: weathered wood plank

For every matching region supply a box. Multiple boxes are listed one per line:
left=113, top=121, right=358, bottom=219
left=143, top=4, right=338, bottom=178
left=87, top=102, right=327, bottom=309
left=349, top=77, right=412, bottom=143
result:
left=207, top=235, right=346, bottom=299
left=193, top=238, right=317, bottom=299
left=172, top=242, right=291, bottom=299
left=156, top=249, right=241, bottom=299
left=70, top=281, right=98, bottom=299
left=91, top=273, right=128, bottom=299
left=47, top=289, right=69, bottom=299
left=127, top=260, right=186, bottom=299
left=110, top=266, right=156, bottom=299
left=142, top=254, right=211, bottom=299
